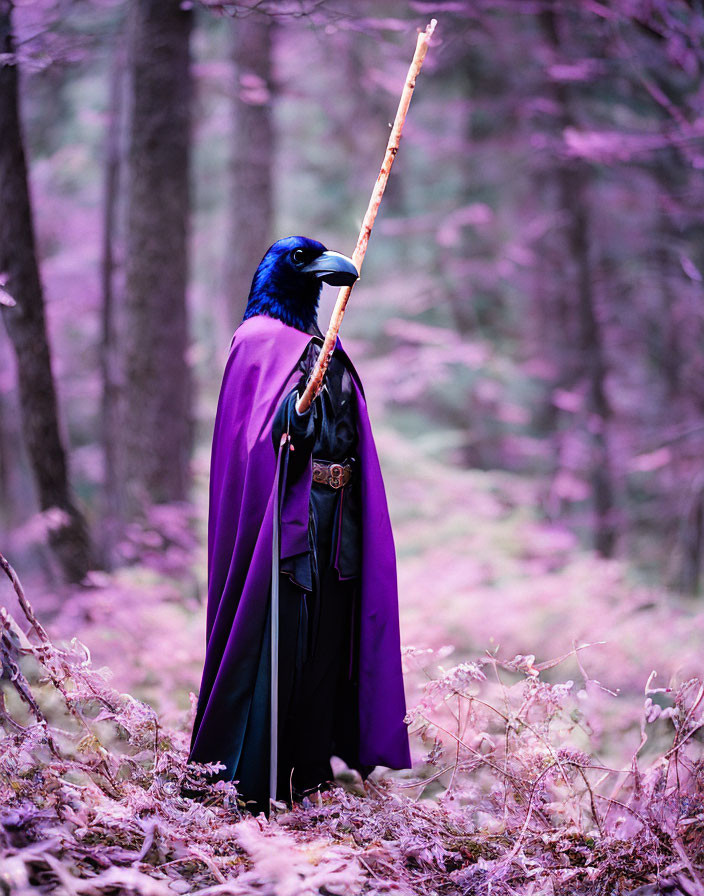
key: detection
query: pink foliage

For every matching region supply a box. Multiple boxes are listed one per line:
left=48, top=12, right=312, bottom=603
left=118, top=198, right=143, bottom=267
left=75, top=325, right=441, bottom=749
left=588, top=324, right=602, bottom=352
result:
left=2, top=554, right=704, bottom=894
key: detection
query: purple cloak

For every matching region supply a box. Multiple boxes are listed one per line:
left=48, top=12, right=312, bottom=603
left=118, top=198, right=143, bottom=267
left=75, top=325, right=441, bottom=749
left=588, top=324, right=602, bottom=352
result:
left=189, top=314, right=411, bottom=785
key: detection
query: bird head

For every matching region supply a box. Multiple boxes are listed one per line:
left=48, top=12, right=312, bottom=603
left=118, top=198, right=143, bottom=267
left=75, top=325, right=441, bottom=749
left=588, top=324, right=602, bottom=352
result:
left=242, top=236, right=359, bottom=332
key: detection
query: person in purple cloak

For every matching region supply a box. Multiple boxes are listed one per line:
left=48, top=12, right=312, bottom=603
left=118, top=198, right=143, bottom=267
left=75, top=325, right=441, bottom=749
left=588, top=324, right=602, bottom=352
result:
left=188, top=236, right=411, bottom=816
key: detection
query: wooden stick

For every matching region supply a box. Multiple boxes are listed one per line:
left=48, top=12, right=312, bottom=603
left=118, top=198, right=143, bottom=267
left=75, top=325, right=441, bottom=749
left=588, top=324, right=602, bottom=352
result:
left=296, top=19, right=437, bottom=414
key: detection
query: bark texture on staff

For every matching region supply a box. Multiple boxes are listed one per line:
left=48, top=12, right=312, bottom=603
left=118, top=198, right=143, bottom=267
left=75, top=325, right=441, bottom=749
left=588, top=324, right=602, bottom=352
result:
left=296, top=19, right=436, bottom=414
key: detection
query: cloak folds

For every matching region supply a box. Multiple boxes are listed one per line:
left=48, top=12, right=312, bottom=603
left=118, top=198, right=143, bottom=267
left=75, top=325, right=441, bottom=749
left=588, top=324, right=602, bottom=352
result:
left=188, top=314, right=412, bottom=800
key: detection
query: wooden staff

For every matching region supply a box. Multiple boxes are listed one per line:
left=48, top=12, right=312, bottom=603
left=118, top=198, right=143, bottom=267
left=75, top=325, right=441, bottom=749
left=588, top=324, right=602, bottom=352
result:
left=296, top=19, right=437, bottom=414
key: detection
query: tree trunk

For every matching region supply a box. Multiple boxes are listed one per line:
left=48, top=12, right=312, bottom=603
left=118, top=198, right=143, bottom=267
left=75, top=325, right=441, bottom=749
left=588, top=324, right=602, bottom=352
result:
left=560, top=162, right=616, bottom=556
left=0, top=0, right=93, bottom=582
left=540, top=8, right=616, bottom=558
left=99, top=39, right=127, bottom=565
left=677, top=475, right=704, bottom=597
left=122, top=0, right=193, bottom=510
left=0, top=336, right=30, bottom=529
left=222, top=11, right=274, bottom=331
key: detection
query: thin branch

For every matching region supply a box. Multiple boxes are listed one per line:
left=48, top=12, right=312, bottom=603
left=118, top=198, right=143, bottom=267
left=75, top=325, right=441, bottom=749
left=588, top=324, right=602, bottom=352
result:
left=296, top=18, right=436, bottom=413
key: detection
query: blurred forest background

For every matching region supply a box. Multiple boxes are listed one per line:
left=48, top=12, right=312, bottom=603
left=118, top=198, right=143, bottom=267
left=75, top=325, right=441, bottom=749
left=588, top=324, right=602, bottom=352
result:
left=2, top=1, right=704, bottom=890
left=2, top=0, right=704, bottom=594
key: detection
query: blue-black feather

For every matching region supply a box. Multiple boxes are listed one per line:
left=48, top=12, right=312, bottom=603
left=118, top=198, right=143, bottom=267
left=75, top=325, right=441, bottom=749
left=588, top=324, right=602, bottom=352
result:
left=243, top=236, right=326, bottom=332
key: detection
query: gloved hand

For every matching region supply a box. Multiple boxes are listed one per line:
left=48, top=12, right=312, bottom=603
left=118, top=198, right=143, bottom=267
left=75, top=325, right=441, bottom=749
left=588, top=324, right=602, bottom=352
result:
left=271, top=385, right=316, bottom=478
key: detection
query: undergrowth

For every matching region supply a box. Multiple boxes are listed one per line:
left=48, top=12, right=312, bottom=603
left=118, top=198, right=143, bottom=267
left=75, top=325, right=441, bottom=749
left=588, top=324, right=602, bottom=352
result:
left=1, top=552, right=703, bottom=895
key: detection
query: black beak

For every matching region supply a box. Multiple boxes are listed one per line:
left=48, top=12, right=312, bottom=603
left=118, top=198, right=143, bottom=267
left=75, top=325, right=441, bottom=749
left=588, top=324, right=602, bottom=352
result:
left=301, top=250, right=359, bottom=287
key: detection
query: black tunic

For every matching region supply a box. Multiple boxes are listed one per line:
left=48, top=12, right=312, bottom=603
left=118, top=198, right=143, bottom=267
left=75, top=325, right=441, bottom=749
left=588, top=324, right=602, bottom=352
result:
left=274, top=338, right=362, bottom=594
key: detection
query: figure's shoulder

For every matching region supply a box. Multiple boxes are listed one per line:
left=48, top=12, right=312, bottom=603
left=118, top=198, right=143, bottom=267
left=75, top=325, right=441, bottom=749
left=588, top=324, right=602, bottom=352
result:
left=230, top=314, right=312, bottom=355
left=224, top=315, right=314, bottom=387
left=231, top=314, right=285, bottom=347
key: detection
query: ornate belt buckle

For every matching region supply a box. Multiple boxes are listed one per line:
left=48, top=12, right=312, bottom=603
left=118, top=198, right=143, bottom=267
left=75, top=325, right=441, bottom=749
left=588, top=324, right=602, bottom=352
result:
left=328, top=463, right=344, bottom=489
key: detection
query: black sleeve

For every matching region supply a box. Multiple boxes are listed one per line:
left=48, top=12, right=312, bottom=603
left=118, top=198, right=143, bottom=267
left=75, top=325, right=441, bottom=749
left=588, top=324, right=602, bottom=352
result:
left=272, top=386, right=316, bottom=477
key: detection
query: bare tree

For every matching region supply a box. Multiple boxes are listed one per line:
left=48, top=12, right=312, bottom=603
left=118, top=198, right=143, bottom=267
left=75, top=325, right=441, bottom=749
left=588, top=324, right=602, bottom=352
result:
left=222, top=10, right=274, bottom=330
left=122, top=0, right=193, bottom=509
left=0, top=0, right=93, bottom=582
left=99, top=38, right=128, bottom=564
left=539, top=7, right=616, bottom=558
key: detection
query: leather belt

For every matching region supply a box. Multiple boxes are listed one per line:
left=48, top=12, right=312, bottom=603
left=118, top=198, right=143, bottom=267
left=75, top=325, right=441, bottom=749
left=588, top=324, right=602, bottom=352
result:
left=312, top=459, right=353, bottom=489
